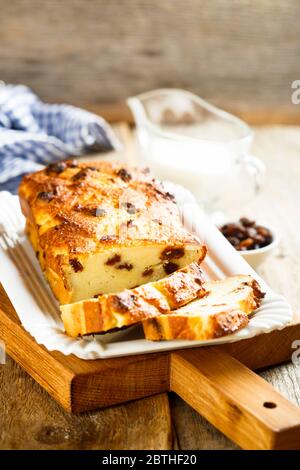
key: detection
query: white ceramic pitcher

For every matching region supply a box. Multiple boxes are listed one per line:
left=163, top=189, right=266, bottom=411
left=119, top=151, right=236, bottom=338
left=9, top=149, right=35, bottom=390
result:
left=127, top=89, right=265, bottom=213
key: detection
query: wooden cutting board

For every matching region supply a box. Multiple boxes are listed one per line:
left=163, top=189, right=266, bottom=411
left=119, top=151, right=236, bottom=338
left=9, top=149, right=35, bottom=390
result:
left=1, top=284, right=300, bottom=450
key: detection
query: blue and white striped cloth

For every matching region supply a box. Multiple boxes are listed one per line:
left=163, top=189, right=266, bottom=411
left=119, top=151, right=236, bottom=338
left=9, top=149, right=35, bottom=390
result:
left=0, top=83, right=121, bottom=193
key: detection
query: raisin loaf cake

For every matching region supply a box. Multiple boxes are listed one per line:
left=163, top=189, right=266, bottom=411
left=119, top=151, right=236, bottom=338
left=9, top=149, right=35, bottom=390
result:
left=19, top=161, right=206, bottom=304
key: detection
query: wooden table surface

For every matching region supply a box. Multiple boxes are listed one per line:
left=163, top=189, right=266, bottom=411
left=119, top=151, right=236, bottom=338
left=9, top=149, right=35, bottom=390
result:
left=1, top=124, right=300, bottom=450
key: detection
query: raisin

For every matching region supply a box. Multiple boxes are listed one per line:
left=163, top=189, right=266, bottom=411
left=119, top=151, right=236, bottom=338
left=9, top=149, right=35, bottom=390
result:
left=37, top=191, right=54, bottom=202
left=72, top=169, right=89, bottom=181
left=46, top=162, right=67, bottom=174
left=238, top=238, right=254, bottom=249
left=221, top=223, right=246, bottom=238
left=117, top=263, right=133, bottom=271
left=163, top=261, right=179, bottom=274
left=117, top=168, right=132, bottom=182
left=105, top=254, right=121, bottom=266
left=69, top=258, right=83, bottom=272
left=142, top=266, right=154, bottom=277
left=256, top=226, right=272, bottom=238
left=161, top=246, right=185, bottom=260
left=240, top=217, right=255, bottom=227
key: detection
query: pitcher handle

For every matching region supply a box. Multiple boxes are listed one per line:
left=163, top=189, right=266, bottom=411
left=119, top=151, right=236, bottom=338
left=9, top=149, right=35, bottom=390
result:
left=237, top=154, right=266, bottom=194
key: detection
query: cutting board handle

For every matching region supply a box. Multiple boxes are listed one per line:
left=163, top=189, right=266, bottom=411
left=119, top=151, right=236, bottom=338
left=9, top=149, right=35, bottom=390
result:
left=170, top=348, right=300, bottom=450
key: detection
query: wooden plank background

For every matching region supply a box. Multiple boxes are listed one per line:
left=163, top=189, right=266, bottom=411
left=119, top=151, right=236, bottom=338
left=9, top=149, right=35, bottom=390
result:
left=0, top=0, right=300, bottom=123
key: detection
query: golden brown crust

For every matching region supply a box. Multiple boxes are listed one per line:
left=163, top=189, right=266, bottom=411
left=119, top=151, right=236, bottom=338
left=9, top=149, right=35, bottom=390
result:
left=212, top=309, right=249, bottom=338
left=19, top=160, right=205, bottom=303
left=248, top=278, right=265, bottom=308
left=143, top=308, right=249, bottom=341
left=152, top=262, right=205, bottom=308
left=19, top=160, right=199, bottom=250
left=60, top=262, right=206, bottom=337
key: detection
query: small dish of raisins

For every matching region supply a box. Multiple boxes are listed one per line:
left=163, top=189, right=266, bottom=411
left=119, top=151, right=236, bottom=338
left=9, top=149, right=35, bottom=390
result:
left=219, top=218, right=280, bottom=268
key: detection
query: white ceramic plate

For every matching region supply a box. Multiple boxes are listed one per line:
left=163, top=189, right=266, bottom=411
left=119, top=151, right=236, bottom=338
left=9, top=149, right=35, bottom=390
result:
left=0, top=187, right=292, bottom=359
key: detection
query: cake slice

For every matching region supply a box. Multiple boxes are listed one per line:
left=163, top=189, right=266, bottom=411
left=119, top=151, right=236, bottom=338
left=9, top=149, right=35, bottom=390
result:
left=61, top=262, right=206, bottom=337
left=19, top=160, right=206, bottom=304
left=143, top=275, right=265, bottom=341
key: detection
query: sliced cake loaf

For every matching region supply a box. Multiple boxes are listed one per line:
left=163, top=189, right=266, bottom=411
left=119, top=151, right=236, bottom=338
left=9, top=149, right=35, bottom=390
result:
left=60, top=262, right=206, bottom=337
left=143, top=275, right=265, bottom=341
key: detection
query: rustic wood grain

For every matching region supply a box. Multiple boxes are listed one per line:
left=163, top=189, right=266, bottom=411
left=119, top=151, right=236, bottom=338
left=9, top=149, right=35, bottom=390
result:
left=171, top=349, right=300, bottom=450
left=0, top=0, right=300, bottom=123
left=170, top=362, right=300, bottom=450
left=170, top=393, right=238, bottom=450
left=0, top=355, right=172, bottom=450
